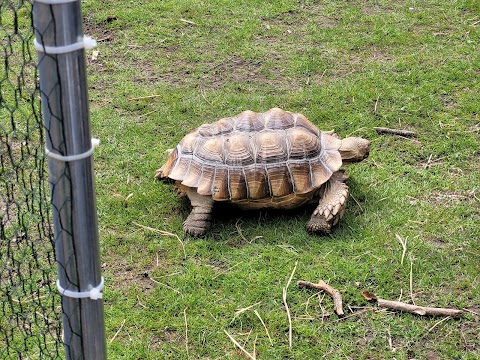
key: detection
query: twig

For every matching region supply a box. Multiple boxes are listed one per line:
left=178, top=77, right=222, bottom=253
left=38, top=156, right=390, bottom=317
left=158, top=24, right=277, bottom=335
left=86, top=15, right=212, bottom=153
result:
left=149, top=277, right=183, bottom=297
left=184, top=308, right=189, bottom=357
left=133, top=222, right=186, bottom=260
left=424, top=154, right=433, bottom=169
left=234, top=302, right=262, bottom=318
left=374, top=97, right=379, bottom=113
left=283, top=261, right=298, bottom=348
left=362, top=291, right=463, bottom=317
left=387, top=328, right=395, bottom=352
left=212, top=261, right=244, bottom=280
left=200, top=89, right=212, bottom=105
left=332, top=309, right=371, bottom=322
left=409, top=253, right=415, bottom=305
left=297, top=280, right=344, bottom=316
left=109, top=319, right=126, bottom=343
left=224, top=330, right=256, bottom=360
left=374, top=127, right=417, bottom=137
left=137, top=294, right=147, bottom=309
left=127, top=94, right=163, bottom=101
left=395, top=234, right=407, bottom=266
left=180, top=18, right=196, bottom=25
left=428, top=315, right=451, bottom=332
left=254, top=310, right=273, bottom=346
left=463, top=308, right=479, bottom=316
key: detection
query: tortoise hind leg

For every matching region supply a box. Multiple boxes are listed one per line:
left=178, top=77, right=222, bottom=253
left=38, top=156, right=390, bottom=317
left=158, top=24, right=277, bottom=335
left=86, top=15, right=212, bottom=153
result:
left=183, top=187, right=214, bottom=237
left=307, top=172, right=349, bottom=234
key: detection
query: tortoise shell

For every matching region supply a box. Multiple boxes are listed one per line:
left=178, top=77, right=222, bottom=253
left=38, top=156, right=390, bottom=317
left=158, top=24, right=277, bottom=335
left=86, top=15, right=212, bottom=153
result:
left=158, top=108, right=343, bottom=208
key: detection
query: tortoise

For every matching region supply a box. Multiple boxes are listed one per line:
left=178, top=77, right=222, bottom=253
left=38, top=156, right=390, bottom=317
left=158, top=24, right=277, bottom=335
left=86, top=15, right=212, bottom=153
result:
left=156, top=108, right=370, bottom=237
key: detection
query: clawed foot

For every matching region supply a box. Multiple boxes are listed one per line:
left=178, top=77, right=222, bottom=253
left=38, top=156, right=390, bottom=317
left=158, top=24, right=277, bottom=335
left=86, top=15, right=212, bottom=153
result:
left=306, top=204, right=342, bottom=234
left=183, top=206, right=212, bottom=237
left=306, top=175, right=348, bottom=235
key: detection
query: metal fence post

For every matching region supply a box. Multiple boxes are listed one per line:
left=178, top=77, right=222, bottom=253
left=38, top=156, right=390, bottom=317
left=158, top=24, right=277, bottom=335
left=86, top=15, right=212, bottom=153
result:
left=32, top=1, right=107, bottom=358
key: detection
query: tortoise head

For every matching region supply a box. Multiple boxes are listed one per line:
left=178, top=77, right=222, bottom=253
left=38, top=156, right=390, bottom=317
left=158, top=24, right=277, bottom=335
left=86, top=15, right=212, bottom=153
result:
left=339, top=137, right=371, bottom=163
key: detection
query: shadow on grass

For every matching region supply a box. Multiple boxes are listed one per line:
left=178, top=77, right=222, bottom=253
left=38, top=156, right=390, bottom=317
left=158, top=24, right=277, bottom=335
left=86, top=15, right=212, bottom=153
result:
left=171, top=173, right=385, bottom=248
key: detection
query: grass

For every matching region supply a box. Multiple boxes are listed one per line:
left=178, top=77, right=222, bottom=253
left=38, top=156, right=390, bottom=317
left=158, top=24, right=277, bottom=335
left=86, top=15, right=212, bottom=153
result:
left=59, top=0, right=480, bottom=358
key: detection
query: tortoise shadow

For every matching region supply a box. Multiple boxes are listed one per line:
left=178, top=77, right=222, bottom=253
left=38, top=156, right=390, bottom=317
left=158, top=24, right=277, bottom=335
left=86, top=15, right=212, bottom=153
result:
left=177, top=176, right=385, bottom=247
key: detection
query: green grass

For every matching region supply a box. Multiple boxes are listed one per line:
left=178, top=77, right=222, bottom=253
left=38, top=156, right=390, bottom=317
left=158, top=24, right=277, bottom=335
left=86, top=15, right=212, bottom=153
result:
left=79, top=0, right=480, bottom=358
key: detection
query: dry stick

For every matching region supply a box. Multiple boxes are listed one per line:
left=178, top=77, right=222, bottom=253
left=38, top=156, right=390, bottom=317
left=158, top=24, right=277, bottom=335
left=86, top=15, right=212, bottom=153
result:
left=109, top=319, right=126, bottom=344
left=234, top=301, right=262, bottom=318
left=374, top=127, right=417, bottom=137
left=184, top=308, right=189, bottom=357
left=297, top=280, right=345, bottom=316
left=362, top=291, right=463, bottom=317
left=133, top=222, right=186, bottom=260
left=224, top=330, right=256, bottom=360
left=254, top=310, right=274, bottom=346
left=409, top=253, right=415, bottom=305
left=149, top=277, right=183, bottom=297
left=428, top=315, right=452, bottom=333
left=180, top=18, right=196, bottom=25
left=283, top=261, right=298, bottom=348
left=127, top=94, right=163, bottom=101
left=212, top=261, right=244, bottom=280
left=395, top=234, right=407, bottom=266
left=332, top=309, right=371, bottom=323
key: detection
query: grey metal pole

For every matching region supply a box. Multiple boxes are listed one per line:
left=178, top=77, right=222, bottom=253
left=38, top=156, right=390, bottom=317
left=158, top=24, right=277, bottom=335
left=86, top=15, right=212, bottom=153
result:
left=32, top=1, right=107, bottom=359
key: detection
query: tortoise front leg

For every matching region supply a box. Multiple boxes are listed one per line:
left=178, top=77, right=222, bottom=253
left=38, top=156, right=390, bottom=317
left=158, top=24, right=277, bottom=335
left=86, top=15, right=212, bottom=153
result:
left=306, top=172, right=349, bottom=234
left=183, top=187, right=215, bottom=237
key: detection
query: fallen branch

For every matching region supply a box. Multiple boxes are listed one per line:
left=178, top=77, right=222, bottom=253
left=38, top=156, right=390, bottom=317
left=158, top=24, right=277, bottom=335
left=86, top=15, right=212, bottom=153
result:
left=374, top=127, right=417, bottom=137
left=297, top=280, right=344, bottom=316
left=362, top=291, right=463, bottom=317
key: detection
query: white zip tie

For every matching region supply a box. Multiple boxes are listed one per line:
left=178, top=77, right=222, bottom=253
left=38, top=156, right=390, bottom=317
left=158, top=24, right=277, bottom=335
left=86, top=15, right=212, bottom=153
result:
left=57, top=277, right=104, bottom=300
left=46, top=138, right=100, bottom=162
left=34, top=36, right=97, bottom=54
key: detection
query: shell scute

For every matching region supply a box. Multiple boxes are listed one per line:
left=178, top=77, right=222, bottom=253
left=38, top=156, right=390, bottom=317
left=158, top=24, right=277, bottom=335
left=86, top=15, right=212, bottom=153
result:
left=178, top=132, right=197, bottom=154
left=195, top=137, right=224, bottom=164
left=255, top=131, right=288, bottom=163
left=244, top=165, right=269, bottom=199
left=181, top=162, right=203, bottom=188
left=225, top=133, right=255, bottom=166
left=228, top=168, right=247, bottom=200
left=198, top=117, right=235, bottom=136
left=288, top=162, right=313, bottom=194
left=169, top=156, right=190, bottom=180
left=266, top=164, right=293, bottom=197
left=212, top=167, right=229, bottom=200
left=287, top=128, right=321, bottom=159
left=197, top=166, right=215, bottom=195
left=293, top=114, right=319, bottom=136
left=265, top=108, right=295, bottom=130
left=234, top=110, right=265, bottom=132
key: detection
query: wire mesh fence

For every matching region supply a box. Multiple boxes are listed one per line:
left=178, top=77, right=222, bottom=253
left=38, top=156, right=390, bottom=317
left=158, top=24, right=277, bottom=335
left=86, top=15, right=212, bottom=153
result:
left=1, top=1, right=63, bottom=358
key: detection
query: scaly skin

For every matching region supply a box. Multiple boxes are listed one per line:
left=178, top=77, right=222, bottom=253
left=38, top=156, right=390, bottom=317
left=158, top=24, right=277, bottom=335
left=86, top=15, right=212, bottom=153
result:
left=306, top=172, right=349, bottom=234
left=182, top=185, right=214, bottom=237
